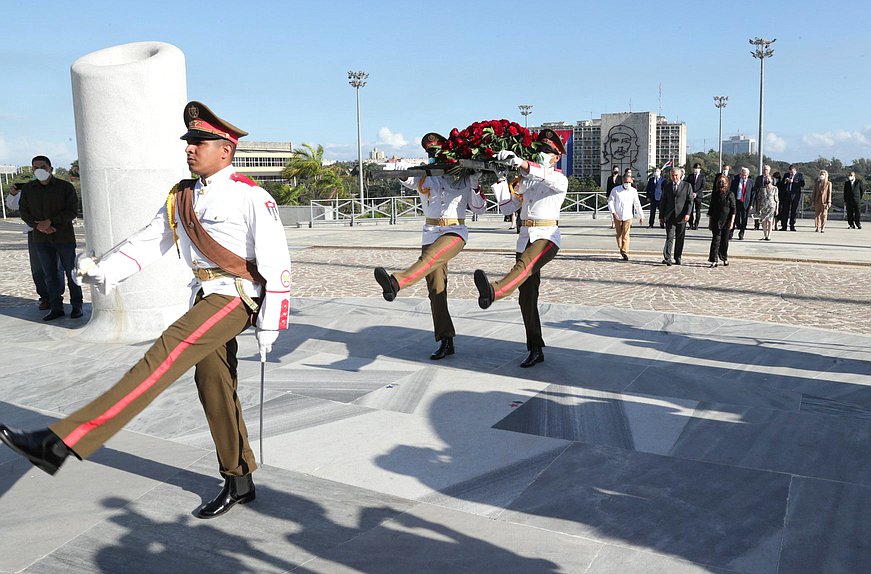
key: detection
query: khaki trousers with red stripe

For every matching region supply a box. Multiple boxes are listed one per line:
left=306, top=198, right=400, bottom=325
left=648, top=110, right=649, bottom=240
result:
left=50, top=293, right=257, bottom=478
left=393, top=233, right=465, bottom=341
left=491, top=239, right=559, bottom=350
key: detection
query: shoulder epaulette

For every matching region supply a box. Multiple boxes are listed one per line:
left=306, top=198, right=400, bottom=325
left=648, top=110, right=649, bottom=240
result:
left=230, top=173, right=257, bottom=187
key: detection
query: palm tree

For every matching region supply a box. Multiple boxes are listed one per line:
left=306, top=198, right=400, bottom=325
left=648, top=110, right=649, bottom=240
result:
left=279, top=144, right=352, bottom=204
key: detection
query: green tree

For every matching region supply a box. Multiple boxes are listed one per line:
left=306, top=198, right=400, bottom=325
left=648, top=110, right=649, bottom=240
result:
left=278, top=144, right=352, bottom=205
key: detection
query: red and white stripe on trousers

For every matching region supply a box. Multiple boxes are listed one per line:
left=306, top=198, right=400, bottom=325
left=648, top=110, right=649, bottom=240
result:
left=62, top=297, right=243, bottom=447
left=397, top=235, right=463, bottom=288
left=494, top=241, right=555, bottom=299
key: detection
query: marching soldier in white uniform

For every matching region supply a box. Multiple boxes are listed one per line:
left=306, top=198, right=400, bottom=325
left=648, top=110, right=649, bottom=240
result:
left=474, top=129, right=568, bottom=368
left=0, top=101, right=292, bottom=519
left=374, top=133, right=487, bottom=360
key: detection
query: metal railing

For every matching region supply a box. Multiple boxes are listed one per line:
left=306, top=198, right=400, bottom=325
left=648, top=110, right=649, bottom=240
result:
left=308, top=191, right=869, bottom=226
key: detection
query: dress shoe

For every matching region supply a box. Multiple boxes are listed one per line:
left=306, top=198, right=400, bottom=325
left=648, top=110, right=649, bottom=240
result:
left=70, top=308, right=84, bottom=319
left=708, top=262, right=717, bottom=268
left=0, top=425, right=71, bottom=475
left=195, top=474, right=256, bottom=519
left=738, top=233, right=744, bottom=240
left=662, top=259, right=672, bottom=267
left=42, top=310, right=65, bottom=321
left=38, top=299, right=51, bottom=310
left=858, top=224, right=863, bottom=229
left=790, top=227, right=796, bottom=232
left=723, top=260, right=729, bottom=266
left=374, top=267, right=399, bottom=302
left=520, top=347, right=544, bottom=368
left=474, top=269, right=494, bottom=309
left=674, top=258, right=681, bottom=265
left=849, top=225, right=855, bottom=229
left=430, top=338, right=454, bottom=360
left=620, top=252, right=629, bottom=261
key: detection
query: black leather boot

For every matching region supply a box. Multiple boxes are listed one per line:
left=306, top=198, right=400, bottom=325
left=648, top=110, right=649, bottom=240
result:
left=430, top=338, right=454, bottom=360
left=374, top=267, right=399, bottom=302
left=474, top=269, right=494, bottom=309
left=0, top=425, right=71, bottom=475
left=520, top=347, right=545, bottom=368
left=195, top=474, right=256, bottom=519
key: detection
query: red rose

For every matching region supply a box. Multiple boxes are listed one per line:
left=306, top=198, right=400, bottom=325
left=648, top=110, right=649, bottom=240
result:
left=493, top=123, right=504, bottom=136
left=508, top=125, right=519, bottom=136
left=450, top=128, right=460, bottom=138
left=522, top=135, right=532, bottom=147
left=484, top=147, right=495, bottom=158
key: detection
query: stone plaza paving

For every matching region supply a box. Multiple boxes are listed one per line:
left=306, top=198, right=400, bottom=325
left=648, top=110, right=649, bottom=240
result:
left=0, top=216, right=870, bottom=573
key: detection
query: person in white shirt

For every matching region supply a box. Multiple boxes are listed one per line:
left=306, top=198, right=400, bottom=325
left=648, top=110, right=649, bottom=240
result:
left=474, top=129, right=568, bottom=368
left=0, top=101, right=292, bottom=520
left=607, top=174, right=644, bottom=260
left=374, top=133, right=487, bottom=360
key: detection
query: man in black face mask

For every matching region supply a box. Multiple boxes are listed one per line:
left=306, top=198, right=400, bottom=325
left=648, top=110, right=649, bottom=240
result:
left=18, top=155, right=84, bottom=320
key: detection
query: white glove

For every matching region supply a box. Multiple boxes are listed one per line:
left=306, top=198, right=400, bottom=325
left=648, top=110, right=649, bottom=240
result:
left=256, top=329, right=279, bottom=361
left=74, top=252, right=106, bottom=287
left=496, top=150, right=523, bottom=168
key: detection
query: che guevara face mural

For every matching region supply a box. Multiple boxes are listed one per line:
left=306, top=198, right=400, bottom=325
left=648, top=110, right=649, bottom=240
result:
left=602, top=124, right=640, bottom=174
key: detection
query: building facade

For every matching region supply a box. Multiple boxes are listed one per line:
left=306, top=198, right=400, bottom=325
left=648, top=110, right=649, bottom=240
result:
left=722, top=134, right=757, bottom=156
left=232, top=141, right=294, bottom=184
left=533, top=112, right=686, bottom=189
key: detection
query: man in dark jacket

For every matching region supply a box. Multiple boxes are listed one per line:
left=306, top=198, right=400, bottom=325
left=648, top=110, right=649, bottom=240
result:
left=18, top=155, right=83, bottom=320
left=730, top=167, right=753, bottom=240
left=659, top=167, right=693, bottom=265
left=686, top=163, right=706, bottom=230
left=781, top=164, right=805, bottom=231
left=844, top=171, right=864, bottom=229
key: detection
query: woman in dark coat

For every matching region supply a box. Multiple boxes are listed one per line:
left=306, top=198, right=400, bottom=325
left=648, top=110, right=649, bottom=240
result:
left=707, top=175, right=736, bottom=267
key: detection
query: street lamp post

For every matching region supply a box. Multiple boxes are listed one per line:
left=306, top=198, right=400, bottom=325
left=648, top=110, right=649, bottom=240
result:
left=518, top=104, right=533, bottom=129
left=713, top=96, right=728, bottom=172
left=348, top=70, right=368, bottom=220
left=750, top=38, right=775, bottom=177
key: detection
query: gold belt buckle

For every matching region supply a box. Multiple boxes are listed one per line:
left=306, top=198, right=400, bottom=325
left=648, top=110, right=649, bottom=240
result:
left=194, top=268, right=216, bottom=281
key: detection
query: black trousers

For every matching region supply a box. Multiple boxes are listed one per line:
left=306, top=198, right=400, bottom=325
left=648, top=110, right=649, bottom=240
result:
left=781, top=191, right=801, bottom=228
left=691, top=197, right=703, bottom=228
left=709, top=226, right=731, bottom=262
left=846, top=201, right=862, bottom=227
left=735, top=203, right=749, bottom=235
left=648, top=199, right=659, bottom=226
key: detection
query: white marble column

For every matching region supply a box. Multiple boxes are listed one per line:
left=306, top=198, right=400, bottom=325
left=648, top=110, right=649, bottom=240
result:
left=71, top=42, right=191, bottom=343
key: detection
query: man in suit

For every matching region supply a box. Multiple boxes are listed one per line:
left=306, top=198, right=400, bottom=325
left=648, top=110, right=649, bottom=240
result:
left=604, top=166, right=621, bottom=229
left=646, top=168, right=665, bottom=227
left=844, top=171, right=864, bottom=229
left=686, top=163, right=706, bottom=230
left=781, top=164, right=805, bottom=231
left=750, top=164, right=772, bottom=231
left=730, top=167, right=753, bottom=240
left=659, top=167, right=692, bottom=265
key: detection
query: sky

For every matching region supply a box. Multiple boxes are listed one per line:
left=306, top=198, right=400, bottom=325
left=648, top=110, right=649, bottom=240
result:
left=1, top=0, right=870, bottom=171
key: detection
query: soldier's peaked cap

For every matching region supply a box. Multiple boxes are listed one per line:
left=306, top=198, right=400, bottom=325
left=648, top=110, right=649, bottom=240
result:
left=537, top=128, right=566, bottom=155
left=181, top=101, right=248, bottom=144
left=421, top=132, right=447, bottom=150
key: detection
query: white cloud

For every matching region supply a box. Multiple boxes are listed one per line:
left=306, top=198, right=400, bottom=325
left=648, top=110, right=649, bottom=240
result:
left=802, top=129, right=871, bottom=148
left=376, top=127, right=408, bottom=148
left=765, top=132, right=787, bottom=153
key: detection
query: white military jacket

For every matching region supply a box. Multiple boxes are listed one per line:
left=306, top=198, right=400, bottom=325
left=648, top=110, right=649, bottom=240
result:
left=99, top=165, right=292, bottom=331
left=491, top=162, right=568, bottom=252
left=399, top=173, right=487, bottom=245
